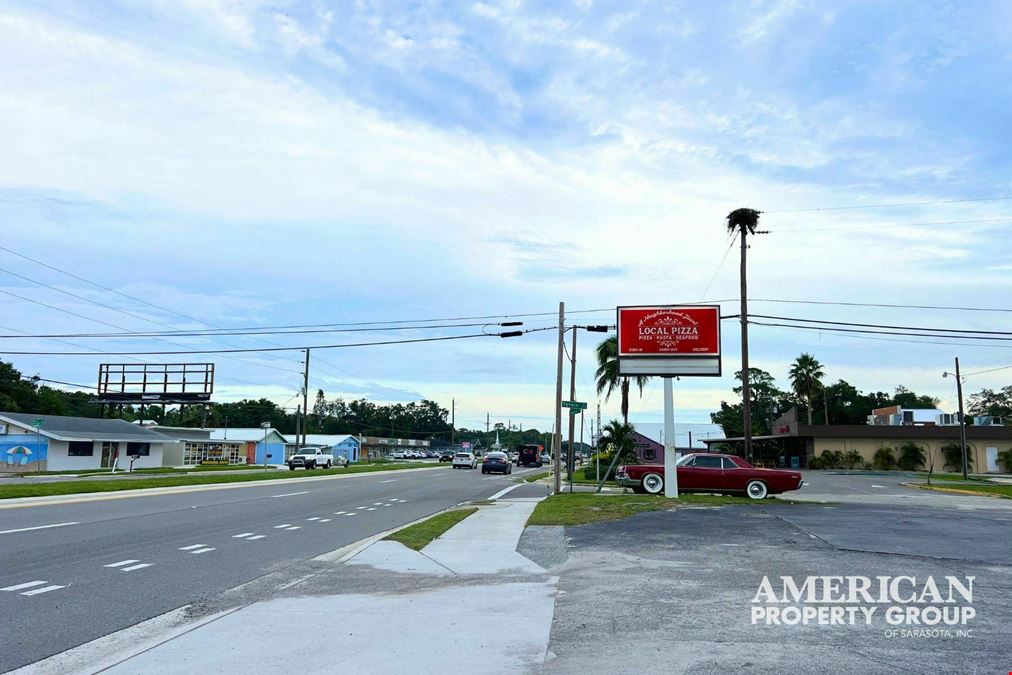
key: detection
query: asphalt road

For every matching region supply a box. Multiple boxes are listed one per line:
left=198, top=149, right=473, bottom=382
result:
left=0, top=464, right=547, bottom=672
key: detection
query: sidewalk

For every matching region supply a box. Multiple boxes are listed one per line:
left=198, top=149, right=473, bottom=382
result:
left=42, top=498, right=558, bottom=675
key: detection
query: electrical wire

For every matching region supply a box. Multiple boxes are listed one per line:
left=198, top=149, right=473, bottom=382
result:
left=764, top=196, right=1012, bottom=214
left=699, top=232, right=738, bottom=300
left=748, top=314, right=1012, bottom=336
left=748, top=320, right=1012, bottom=342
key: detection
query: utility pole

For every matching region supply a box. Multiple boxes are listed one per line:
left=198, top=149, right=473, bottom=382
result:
left=300, top=349, right=310, bottom=450
left=451, top=399, right=455, bottom=445
left=486, top=412, right=490, bottom=434
left=727, top=208, right=763, bottom=462
left=955, top=357, right=968, bottom=480
left=554, top=301, right=565, bottom=495
left=567, top=326, right=577, bottom=483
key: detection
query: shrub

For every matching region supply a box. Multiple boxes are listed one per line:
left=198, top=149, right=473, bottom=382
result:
left=897, top=442, right=926, bottom=471
left=818, top=449, right=845, bottom=469
left=872, top=447, right=896, bottom=470
left=998, top=449, right=1012, bottom=473
left=941, top=444, right=973, bottom=472
left=807, top=455, right=822, bottom=470
left=843, top=450, right=863, bottom=469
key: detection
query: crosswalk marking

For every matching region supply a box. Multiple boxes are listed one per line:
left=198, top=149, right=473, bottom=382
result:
left=233, top=532, right=255, bottom=538
left=21, top=584, right=66, bottom=596
left=1, top=581, right=48, bottom=592
left=104, top=560, right=139, bottom=568
left=120, top=563, right=153, bottom=572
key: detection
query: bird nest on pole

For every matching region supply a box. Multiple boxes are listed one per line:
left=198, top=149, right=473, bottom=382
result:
left=726, top=207, right=761, bottom=234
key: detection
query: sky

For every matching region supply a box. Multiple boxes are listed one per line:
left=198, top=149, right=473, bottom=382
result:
left=1, top=0, right=1011, bottom=433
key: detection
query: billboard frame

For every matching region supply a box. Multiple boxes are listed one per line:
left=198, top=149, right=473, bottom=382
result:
left=616, top=305, right=722, bottom=377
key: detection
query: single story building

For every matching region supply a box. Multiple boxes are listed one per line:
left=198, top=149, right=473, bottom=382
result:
left=152, top=426, right=248, bottom=467
left=284, top=434, right=361, bottom=463
left=208, top=428, right=289, bottom=465
left=0, top=412, right=170, bottom=472
left=358, top=436, right=430, bottom=460
left=631, top=422, right=726, bottom=465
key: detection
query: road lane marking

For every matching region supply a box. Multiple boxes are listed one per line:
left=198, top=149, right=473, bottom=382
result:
left=270, top=491, right=310, bottom=498
left=488, top=483, right=523, bottom=500
left=872, top=485, right=886, bottom=488
left=373, top=502, right=383, bottom=506
left=21, top=584, right=66, bottom=596
left=233, top=533, right=255, bottom=538
left=104, top=560, right=140, bottom=568
left=285, top=526, right=301, bottom=530
left=190, top=547, right=215, bottom=554
left=120, top=563, right=153, bottom=572
left=344, top=513, right=356, bottom=517
left=2, top=580, right=48, bottom=592
left=0, top=521, right=80, bottom=535
left=334, top=511, right=347, bottom=515
left=319, top=518, right=331, bottom=522
left=247, top=535, right=266, bottom=540
left=382, top=504, right=392, bottom=507
left=379, top=479, right=397, bottom=483
left=366, top=508, right=376, bottom=511
left=356, top=506, right=367, bottom=510
left=273, top=524, right=292, bottom=529
left=178, top=544, right=206, bottom=550
left=307, top=517, right=320, bottom=521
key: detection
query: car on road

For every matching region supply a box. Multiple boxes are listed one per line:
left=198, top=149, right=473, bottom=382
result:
left=452, top=452, right=477, bottom=469
left=508, top=451, right=519, bottom=463
left=517, top=444, right=545, bottom=467
left=439, top=452, right=454, bottom=462
left=482, top=451, right=512, bottom=475
left=288, top=448, right=343, bottom=470
left=615, top=453, right=803, bottom=499
left=539, top=452, right=551, bottom=465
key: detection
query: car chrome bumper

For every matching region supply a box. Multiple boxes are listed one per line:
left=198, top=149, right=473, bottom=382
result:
left=616, top=476, right=638, bottom=487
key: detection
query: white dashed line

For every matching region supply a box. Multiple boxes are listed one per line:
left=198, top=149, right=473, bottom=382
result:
left=382, top=504, right=392, bottom=507
left=285, top=526, right=301, bottom=531
left=356, top=506, right=367, bottom=510
left=344, top=513, right=356, bottom=517
left=104, top=560, right=140, bottom=568
left=334, top=511, right=347, bottom=515
left=307, top=517, right=320, bottom=521
left=247, top=535, right=266, bottom=540
left=379, top=479, right=397, bottom=483
left=179, top=544, right=206, bottom=551
left=872, top=485, right=886, bottom=488
left=319, top=518, right=331, bottom=523
left=21, top=584, right=66, bottom=596
left=366, top=508, right=376, bottom=511
left=190, top=547, right=215, bottom=554
left=120, top=563, right=153, bottom=572
left=0, top=521, right=80, bottom=535
left=233, top=533, right=255, bottom=538
left=274, top=524, right=292, bottom=529
left=2, top=581, right=49, bottom=592
left=270, top=491, right=310, bottom=498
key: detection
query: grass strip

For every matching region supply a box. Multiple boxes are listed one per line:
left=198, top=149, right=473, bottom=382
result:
left=527, top=492, right=789, bottom=526
left=0, top=463, right=430, bottom=499
left=385, top=508, right=478, bottom=550
left=524, top=471, right=551, bottom=483
left=909, top=482, right=1012, bottom=499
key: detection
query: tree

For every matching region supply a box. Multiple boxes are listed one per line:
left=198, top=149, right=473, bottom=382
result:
left=897, top=442, right=926, bottom=471
left=843, top=449, right=862, bottom=469
left=788, top=353, right=825, bottom=425
left=873, top=446, right=896, bottom=470
left=997, top=448, right=1012, bottom=473
left=967, top=386, right=1012, bottom=419
left=595, top=336, right=647, bottom=424
left=891, top=386, right=939, bottom=410
left=597, top=420, right=638, bottom=465
left=941, top=443, right=973, bottom=472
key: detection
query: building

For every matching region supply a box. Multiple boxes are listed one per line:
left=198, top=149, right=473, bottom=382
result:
left=704, top=407, right=1012, bottom=472
left=632, top=423, right=726, bottom=453
left=630, top=431, right=663, bottom=464
left=152, top=426, right=247, bottom=467
left=358, top=436, right=430, bottom=460
left=208, top=428, right=288, bottom=465
left=283, top=434, right=361, bottom=463
left=0, top=412, right=170, bottom=472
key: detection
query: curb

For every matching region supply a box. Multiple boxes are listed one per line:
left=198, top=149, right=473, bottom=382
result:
left=902, top=483, right=1009, bottom=499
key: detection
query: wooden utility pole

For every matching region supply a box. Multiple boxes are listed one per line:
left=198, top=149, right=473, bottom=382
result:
left=451, top=399, right=455, bottom=445
left=955, top=357, right=968, bottom=481
left=300, top=349, right=310, bottom=450
left=567, top=326, right=577, bottom=482
left=554, top=301, right=565, bottom=494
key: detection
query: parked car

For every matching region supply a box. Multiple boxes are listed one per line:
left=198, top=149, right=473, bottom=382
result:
left=288, top=448, right=342, bottom=470
left=391, top=451, right=407, bottom=459
left=615, top=453, right=803, bottom=499
left=452, top=452, right=477, bottom=469
left=439, top=452, right=454, bottom=463
left=508, top=451, right=519, bottom=463
left=482, top=451, right=512, bottom=475
left=426, top=451, right=438, bottom=458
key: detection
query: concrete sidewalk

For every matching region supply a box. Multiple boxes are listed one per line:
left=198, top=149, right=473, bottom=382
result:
left=55, top=498, right=557, bottom=675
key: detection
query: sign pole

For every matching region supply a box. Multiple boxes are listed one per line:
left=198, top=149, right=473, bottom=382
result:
left=663, top=378, right=678, bottom=498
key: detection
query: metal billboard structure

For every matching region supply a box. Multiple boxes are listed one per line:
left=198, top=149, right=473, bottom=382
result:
left=96, top=363, right=215, bottom=419
left=616, top=305, right=722, bottom=377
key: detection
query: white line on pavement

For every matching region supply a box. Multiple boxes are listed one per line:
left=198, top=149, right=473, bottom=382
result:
left=104, top=560, right=140, bottom=568
left=178, top=544, right=206, bottom=551
left=1, top=580, right=48, bottom=591
left=334, top=511, right=347, bottom=515
left=356, top=506, right=367, bottom=510
left=233, top=533, right=255, bottom=538
left=190, top=547, right=215, bottom=554
left=247, top=535, right=266, bottom=540
left=0, top=521, right=80, bottom=535
left=373, top=502, right=383, bottom=505
left=319, top=518, right=331, bottom=522
left=21, top=584, right=66, bottom=596
left=307, top=517, right=320, bottom=521
left=433, top=473, right=444, bottom=476
left=381, top=504, right=392, bottom=507
left=488, top=483, right=523, bottom=500
left=120, top=563, right=153, bottom=572
left=344, top=513, right=356, bottom=517
left=273, top=524, right=292, bottom=529
left=872, top=485, right=886, bottom=488
left=270, top=491, right=310, bottom=498
left=285, top=526, right=301, bottom=530
left=366, top=508, right=376, bottom=511
left=379, top=479, right=397, bottom=483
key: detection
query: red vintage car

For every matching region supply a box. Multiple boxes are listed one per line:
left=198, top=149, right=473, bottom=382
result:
left=615, top=453, right=803, bottom=499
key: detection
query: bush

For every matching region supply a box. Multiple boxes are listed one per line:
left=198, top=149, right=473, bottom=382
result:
left=873, top=447, right=896, bottom=470
left=998, top=449, right=1012, bottom=473
left=843, top=450, right=863, bottom=469
left=941, top=444, right=973, bottom=472
left=807, top=455, right=823, bottom=470
left=818, top=449, right=844, bottom=469
left=897, top=442, right=926, bottom=471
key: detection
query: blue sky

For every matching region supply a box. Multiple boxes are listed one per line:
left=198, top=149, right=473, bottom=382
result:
left=1, top=0, right=1011, bottom=432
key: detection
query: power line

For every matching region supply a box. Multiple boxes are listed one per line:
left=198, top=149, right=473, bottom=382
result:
left=770, top=217, right=1012, bottom=233
left=751, top=298, right=1012, bottom=314
left=749, top=314, right=1012, bottom=336
left=764, top=196, right=1012, bottom=214
left=699, top=232, right=738, bottom=300
left=748, top=320, right=1012, bottom=342
left=749, top=320, right=1012, bottom=350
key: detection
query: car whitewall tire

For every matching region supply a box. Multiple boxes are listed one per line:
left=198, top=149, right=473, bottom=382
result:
left=746, top=480, right=768, bottom=500
left=642, top=473, right=664, bottom=494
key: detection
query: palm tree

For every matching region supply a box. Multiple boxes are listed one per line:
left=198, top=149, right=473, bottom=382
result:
left=789, top=353, right=825, bottom=425
left=595, top=336, right=648, bottom=424
left=897, top=442, right=926, bottom=471
left=597, top=420, right=638, bottom=464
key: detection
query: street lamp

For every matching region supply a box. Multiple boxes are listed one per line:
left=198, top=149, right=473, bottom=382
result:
left=260, top=422, right=271, bottom=473
left=942, top=357, right=968, bottom=481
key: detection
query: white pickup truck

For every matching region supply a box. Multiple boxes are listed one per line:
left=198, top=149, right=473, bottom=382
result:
left=287, top=448, right=345, bottom=470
